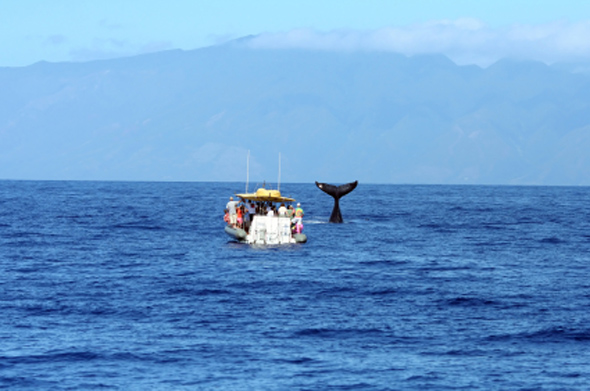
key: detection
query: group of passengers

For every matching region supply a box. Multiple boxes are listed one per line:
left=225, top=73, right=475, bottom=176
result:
left=224, top=196, right=304, bottom=233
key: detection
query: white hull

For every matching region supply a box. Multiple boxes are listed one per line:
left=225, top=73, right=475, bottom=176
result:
left=225, top=215, right=306, bottom=245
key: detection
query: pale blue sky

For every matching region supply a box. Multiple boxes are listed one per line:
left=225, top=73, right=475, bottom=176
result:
left=2, top=0, right=590, bottom=67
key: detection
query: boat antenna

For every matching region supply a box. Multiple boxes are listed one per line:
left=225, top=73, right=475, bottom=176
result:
left=278, top=152, right=281, bottom=192
left=245, top=150, right=250, bottom=193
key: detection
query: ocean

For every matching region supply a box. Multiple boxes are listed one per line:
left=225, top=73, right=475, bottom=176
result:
left=1, top=180, right=589, bottom=390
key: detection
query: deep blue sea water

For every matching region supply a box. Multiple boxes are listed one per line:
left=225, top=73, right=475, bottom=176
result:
left=1, top=180, right=590, bottom=390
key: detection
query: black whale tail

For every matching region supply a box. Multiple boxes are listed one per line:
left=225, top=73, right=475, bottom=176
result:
left=315, top=181, right=358, bottom=223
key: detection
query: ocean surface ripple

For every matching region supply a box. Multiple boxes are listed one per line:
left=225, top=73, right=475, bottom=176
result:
left=1, top=181, right=589, bottom=390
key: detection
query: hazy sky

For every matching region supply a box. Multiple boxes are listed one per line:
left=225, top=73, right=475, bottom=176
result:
left=2, top=0, right=590, bottom=67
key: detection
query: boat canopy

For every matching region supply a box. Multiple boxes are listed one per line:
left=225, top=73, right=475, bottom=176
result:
left=236, top=188, right=295, bottom=203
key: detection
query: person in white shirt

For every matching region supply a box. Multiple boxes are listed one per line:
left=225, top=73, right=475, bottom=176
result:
left=226, top=197, right=239, bottom=227
left=266, top=207, right=275, bottom=216
left=278, top=203, right=288, bottom=217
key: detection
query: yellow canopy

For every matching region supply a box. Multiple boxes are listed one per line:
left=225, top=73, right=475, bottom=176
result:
left=236, top=188, right=296, bottom=203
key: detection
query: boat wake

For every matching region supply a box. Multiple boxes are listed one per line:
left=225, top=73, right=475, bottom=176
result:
left=303, top=219, right=330, bottom=225
left=305, top=219, right=365, bottom=225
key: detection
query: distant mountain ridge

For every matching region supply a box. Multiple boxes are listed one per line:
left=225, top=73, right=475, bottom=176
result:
left=1, top=39, right=590, bottom=185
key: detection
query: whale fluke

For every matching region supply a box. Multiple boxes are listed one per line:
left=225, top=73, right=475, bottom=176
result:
left=315, top=181, right=358, bottom=223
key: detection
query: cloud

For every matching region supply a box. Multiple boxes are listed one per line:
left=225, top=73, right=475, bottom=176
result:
left=67, top=17, right=172, bottom=62
left=246, top=19, right=590, bottom=66
left=99, top=19, right=124, bottom=30
left=69, top=38, right=174, bottom=62
left=44, top=34, right=68, bottom=46
left=207, top=33, right=240, bottom=46
left=139, top=41, right=175, bottom=54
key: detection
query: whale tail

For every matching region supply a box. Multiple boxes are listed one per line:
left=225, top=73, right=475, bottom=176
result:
left=315, top=181, right=358, bottom=223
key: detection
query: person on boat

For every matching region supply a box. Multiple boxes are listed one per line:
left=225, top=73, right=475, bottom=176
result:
left=266, top=205, right=275, bottom=216
left=226, top=196, right=239, bottom=227
left=242, top=205, right=251, bottom=231
left=236, top=205, right=244, bottom=229
left=243, top=203, right=255, bottom=232
left=223, top=209, right=230, bottom=225
left=248, top=203, right=256, bottom=218
left=278, top=203, right=288, bottom=217
left=292, top=203, right=304, bottom=233
left=287, top=205, right=295, bottom=220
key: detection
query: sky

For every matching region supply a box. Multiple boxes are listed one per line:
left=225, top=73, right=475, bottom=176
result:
left=2, top=0, right=590, bottom=67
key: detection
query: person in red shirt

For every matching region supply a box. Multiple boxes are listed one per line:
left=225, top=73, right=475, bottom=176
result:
left=236, top=206, right=244, bottom=229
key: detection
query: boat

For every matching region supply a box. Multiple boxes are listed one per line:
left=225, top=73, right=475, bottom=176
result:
left=224, top=187, right=307, bottom=245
